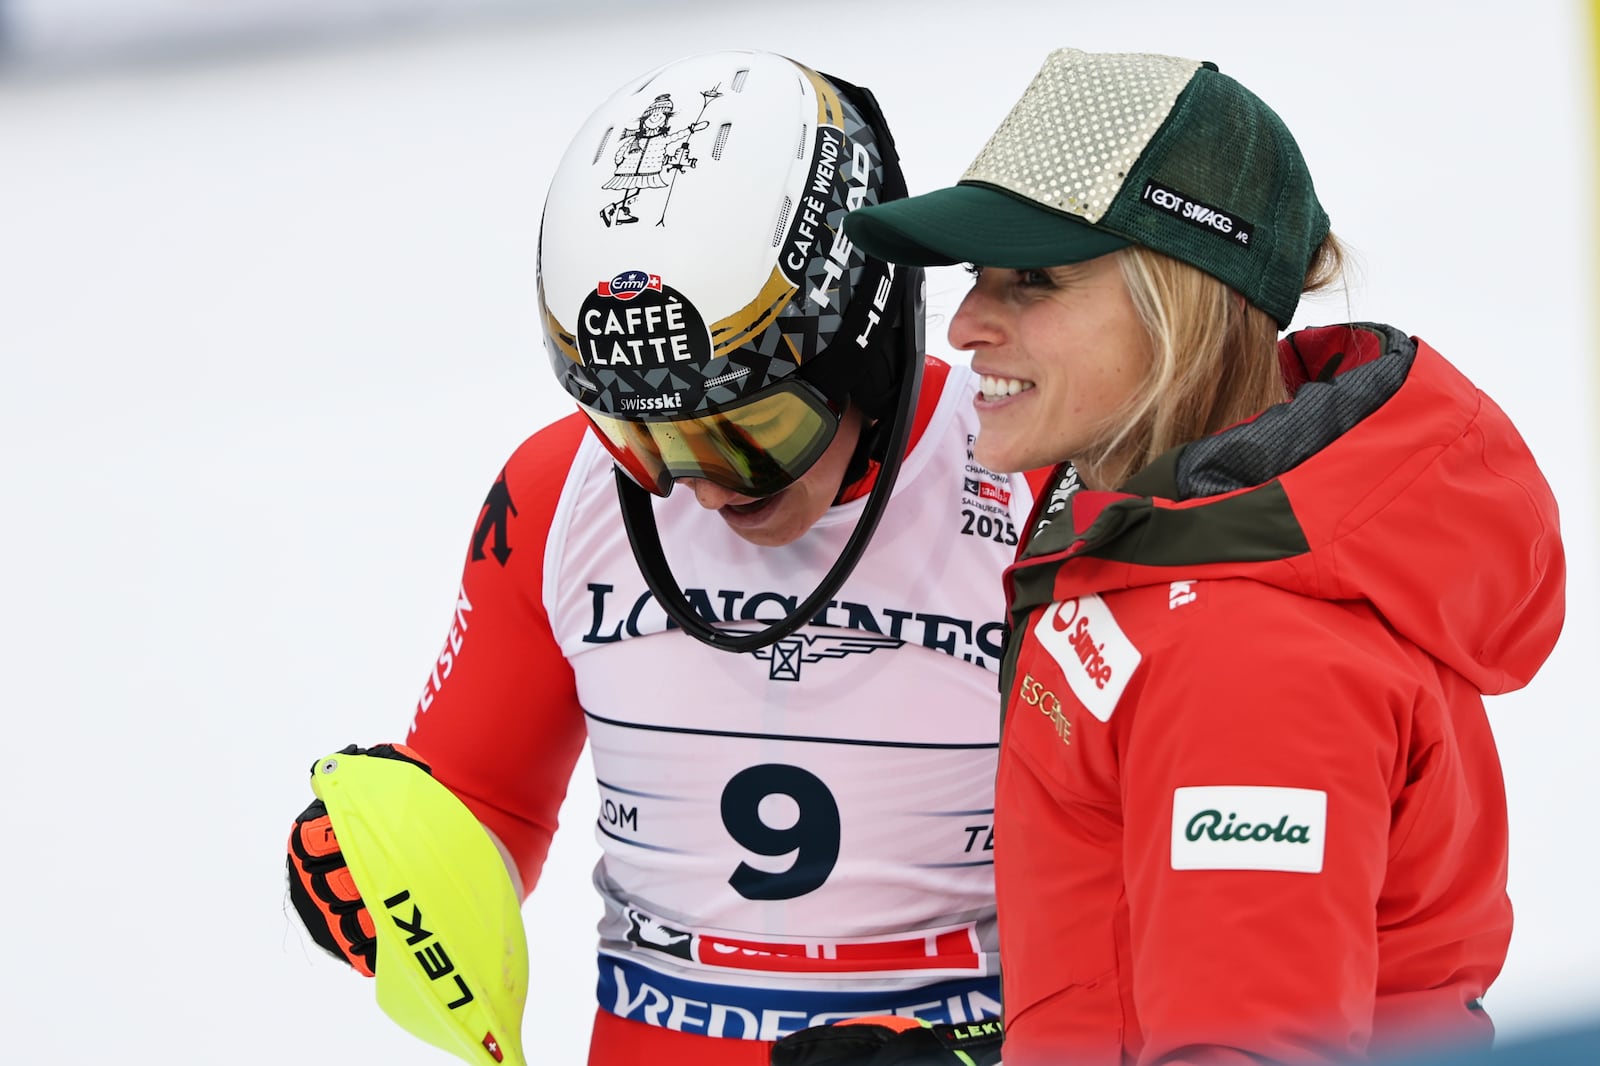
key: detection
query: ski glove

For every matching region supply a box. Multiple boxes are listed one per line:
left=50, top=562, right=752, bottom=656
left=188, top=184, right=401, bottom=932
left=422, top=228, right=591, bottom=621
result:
left=285, top=742, right=432, bottom=977
left=769, top=1016, right=1003, bottom=1066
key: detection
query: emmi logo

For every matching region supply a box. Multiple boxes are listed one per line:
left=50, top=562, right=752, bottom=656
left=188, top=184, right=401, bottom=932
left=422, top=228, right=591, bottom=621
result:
left=383, top=888, right=475, bottom=1010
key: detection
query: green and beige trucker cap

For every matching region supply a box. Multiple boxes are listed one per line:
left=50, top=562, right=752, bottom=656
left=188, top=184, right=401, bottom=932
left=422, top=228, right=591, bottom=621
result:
left=843, top=49, right=1329, bottom=328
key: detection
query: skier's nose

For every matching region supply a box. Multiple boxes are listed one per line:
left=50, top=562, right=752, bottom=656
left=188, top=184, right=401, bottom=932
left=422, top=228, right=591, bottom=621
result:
left=683, top=478, right=752, bottom=511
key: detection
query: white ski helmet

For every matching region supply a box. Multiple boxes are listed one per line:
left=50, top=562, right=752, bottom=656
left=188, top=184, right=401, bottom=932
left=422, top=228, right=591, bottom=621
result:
left=537, top=49, right=921, bottom=499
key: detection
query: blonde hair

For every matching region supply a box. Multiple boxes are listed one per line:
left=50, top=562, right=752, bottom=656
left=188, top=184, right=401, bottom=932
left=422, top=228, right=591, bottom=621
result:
left=1073, top=233, right=1348, bottom=490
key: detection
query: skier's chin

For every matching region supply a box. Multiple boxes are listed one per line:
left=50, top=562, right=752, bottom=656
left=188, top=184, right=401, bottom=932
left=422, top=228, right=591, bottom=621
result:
left=716, top=490, right=807, bottom=547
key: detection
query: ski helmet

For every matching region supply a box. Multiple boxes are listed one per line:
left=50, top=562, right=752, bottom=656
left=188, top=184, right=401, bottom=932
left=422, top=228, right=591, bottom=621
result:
left=537, top=49, right=920, bottom=499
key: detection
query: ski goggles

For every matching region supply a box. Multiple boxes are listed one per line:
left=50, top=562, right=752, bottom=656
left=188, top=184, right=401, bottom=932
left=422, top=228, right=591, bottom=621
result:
left=583, top=379, right=841, bottom=498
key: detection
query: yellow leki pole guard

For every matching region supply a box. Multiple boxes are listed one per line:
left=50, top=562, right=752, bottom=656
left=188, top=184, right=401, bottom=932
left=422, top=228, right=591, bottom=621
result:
left=311, top=751, right=529, bottom=1066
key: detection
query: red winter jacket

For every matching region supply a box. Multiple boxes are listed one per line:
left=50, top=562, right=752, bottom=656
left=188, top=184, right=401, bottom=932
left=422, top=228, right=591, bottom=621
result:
left=994, top=324, right=1565, bottom=1066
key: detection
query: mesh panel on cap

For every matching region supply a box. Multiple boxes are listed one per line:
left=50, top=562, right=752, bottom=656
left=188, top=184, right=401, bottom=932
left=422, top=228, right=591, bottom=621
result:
left=1106, top=65, right=1329, bottom=327
left=959, top=49, right=1202, bottom=223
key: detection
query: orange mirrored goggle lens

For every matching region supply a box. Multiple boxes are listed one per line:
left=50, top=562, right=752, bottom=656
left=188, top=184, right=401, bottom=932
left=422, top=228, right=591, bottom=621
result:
left=583, top=383, right=838, bottom=498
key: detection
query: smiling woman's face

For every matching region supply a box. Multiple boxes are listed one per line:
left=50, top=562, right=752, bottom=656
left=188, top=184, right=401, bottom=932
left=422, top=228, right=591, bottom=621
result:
left=948, top=253, right=1151, bottom=478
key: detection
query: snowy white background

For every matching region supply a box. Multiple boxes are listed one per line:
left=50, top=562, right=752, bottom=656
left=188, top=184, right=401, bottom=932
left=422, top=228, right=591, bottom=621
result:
left=1, top=1, right=1595, bottom=1062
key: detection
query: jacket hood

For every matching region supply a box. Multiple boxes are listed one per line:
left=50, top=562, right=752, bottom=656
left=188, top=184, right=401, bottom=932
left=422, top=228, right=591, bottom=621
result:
left=1010, top=323, right=1565, bottom=696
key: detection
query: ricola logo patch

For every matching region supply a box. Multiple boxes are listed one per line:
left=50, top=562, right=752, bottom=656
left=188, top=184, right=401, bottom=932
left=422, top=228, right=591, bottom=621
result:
left=598, top=270, right=663, bottom=300
left=1032, top=594, right=1139, bottom=723
left=1170, top=786, right=1326, bottom=873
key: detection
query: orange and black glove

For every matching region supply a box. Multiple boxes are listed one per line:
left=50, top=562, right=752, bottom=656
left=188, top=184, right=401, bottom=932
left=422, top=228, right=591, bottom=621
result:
left=285, top=742, right=432, bottom=977
left=770, top=1016, right=1003, bottom=1066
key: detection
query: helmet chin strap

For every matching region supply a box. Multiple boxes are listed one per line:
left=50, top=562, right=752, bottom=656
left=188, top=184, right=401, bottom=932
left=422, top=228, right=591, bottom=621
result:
left=614, top=271, right=924, bottom=653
